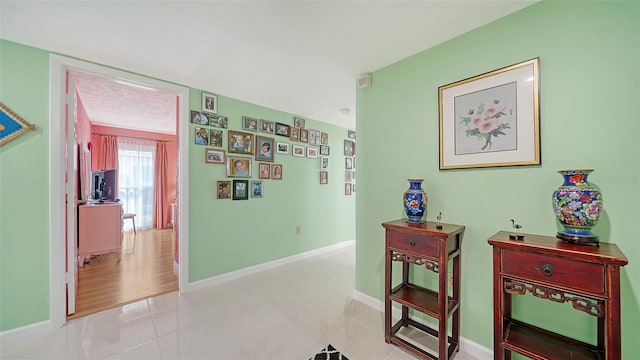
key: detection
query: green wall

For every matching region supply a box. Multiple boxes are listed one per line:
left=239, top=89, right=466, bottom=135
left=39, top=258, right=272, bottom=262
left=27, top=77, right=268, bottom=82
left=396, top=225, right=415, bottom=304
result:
left=356, top=1, right=639, bottom=358
left=0, top=39, right=355, bottom=331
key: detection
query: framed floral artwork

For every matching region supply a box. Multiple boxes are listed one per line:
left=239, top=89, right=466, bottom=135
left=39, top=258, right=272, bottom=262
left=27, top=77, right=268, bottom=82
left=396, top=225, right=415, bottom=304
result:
left=439, top=58, right=540, bottom=169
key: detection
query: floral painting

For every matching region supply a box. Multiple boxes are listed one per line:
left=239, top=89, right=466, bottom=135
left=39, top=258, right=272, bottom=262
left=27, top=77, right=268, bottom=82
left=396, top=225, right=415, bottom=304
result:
left=455, top=82, right=517, bottom=154
left=438, top=58, right=540, bottom=169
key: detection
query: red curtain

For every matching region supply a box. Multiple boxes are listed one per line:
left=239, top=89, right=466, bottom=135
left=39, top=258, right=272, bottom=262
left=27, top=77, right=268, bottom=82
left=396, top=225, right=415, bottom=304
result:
left=153, top=142, right=169, bottom=228
left=94, top=135, right=118, bottom=170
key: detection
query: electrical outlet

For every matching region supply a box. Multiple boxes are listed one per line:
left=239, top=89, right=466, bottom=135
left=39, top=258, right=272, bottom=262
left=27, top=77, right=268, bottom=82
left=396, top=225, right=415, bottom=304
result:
left=296, top=225, right=300, bottom=234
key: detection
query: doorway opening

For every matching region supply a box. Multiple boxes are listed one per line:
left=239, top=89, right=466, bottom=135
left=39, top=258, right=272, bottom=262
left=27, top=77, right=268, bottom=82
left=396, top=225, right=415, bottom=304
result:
left=49, top=55, right=190, bottom=328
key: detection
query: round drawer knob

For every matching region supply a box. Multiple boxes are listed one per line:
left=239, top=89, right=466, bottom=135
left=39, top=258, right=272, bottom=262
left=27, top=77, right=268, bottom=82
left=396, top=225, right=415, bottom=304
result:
left=542, top=264, right=553, bottom=276
left=409, top=240, right=416, bottom=246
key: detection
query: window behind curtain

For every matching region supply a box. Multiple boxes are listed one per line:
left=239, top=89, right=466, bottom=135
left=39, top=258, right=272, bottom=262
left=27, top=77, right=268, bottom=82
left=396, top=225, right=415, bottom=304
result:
left=118, top=138, right=156, bottom=230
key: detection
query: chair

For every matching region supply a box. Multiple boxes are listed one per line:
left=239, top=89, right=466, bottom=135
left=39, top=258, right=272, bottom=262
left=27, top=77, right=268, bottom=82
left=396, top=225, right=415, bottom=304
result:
left=122, top=213, right=136, bottom=234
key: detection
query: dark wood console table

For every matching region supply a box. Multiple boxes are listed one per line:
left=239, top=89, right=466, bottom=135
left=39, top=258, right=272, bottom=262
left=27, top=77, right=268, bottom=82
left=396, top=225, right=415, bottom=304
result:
left=383, top=219, right=465, bottom=360
left=488, top=231, right=628, bottom=360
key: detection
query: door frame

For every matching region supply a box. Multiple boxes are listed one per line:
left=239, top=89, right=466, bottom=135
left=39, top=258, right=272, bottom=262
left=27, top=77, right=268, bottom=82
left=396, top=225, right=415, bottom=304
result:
left=49, top=54, right=190, bottom=328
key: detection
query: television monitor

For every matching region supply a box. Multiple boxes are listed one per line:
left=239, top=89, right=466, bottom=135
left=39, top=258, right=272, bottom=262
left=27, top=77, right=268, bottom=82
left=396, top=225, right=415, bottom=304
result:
left=91, top=169, right=117, bottom=202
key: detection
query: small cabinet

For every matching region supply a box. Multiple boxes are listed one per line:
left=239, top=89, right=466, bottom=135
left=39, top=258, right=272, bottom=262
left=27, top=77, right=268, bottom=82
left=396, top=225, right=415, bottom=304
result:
left=382, top=219, right=465, bottom=360
left=488, top=231, right=628, bottom=360
left=78, top=203, right=123, bottom=266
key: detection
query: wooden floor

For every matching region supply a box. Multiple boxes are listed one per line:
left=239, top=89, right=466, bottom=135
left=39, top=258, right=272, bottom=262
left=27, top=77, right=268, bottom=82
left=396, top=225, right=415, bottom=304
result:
left=68, top=228, right=178, bottom=320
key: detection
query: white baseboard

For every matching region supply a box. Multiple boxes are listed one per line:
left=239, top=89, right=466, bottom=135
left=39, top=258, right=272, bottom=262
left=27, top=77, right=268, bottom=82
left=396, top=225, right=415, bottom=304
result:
left=184, top=240, right=355, bottom=292
left=0, top=320, right=51, bottom=342
left=353, top=290, right=493, bottom=360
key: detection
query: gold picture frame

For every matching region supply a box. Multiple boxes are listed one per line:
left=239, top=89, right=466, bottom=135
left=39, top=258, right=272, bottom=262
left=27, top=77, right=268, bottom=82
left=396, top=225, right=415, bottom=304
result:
left=438, top=58, right=540, bottom=169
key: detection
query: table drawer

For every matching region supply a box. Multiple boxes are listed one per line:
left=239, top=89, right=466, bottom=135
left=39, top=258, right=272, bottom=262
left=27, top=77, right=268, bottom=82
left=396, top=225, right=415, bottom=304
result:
left=388, top=230, right=438, bottom=256
left=502, top=249, right=604, bottom=294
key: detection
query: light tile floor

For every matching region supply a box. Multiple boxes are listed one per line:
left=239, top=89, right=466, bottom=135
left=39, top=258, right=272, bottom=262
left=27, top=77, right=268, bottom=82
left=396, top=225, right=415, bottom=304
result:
left=1, top=244, right=482, bottom=360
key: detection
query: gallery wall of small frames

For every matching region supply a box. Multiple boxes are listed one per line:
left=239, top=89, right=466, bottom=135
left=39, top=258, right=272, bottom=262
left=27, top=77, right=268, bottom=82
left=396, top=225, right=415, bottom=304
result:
left=191, top=92, right=355, bottom=200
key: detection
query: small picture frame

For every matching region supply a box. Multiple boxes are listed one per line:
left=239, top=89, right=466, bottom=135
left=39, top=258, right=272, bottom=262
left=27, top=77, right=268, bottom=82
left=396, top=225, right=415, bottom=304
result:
left=251, top=181, right=263, bottom=198
left=321, top=132, right=329, bottom=145
left=260, top=119, right=275, bottom=134
left=348, top=130, right=356, bottom=140
left=255, top=135, right=275, bottom=162
left=226, top=156, right=252, bottom=178
left=210, top=129, right=223, bottom=147
left=294, top=117, right=305, bottom=128
left=195, top=127, right=209, bottom=145
left=271, top=164, right=283, bottom=180
left=202, top=93, right=218, bottom=114
left=232, top=180, right=249, bottom=200
left=300, top=129, right=309, bottom=143
left=292, top=145, right=305, bottom=157
left=290, top=127, right=300, bottom=142
left=217, top=181, right=231, bottom=199
left=276, top=141, right=290, bottom=155
left=309, top=130, right=321, bottom=146
left=258, top=163, right=271, bottom=179
left=275, top=122, right=290, bottom=137
left=210, top=115, right=228, bottom=129
left=345, top=183, right=353, bottom=195
left=191, top=110, right=209, bottom=125
left=345, top=157, right=353, bottom=169
left=320, top=171, right=328, bottom=185
left=307, top=147, right=318, bottom=158
left=205, top=148, right=226, bottom=164
left=319, top=145, right=330, bottom=156
left=242, top=116, right=259, bottom=132
left=344, top=140, right=355, bottom=156
left=320, top=157, right=329, bottom=169
left=228, top=130, right=254, bottom=155
left=345, top=170, right=353, bottom=182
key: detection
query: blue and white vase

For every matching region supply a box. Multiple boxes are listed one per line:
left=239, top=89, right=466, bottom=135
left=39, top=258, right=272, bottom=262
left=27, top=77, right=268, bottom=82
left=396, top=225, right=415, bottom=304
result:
left=552, top=169, right=603, bottom=244
left=404, top=179, right=428, bottom=223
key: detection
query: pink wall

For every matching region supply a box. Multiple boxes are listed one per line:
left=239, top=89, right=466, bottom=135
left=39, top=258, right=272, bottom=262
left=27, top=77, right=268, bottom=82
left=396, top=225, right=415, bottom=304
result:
left=90, top=125, right=178, bottom=224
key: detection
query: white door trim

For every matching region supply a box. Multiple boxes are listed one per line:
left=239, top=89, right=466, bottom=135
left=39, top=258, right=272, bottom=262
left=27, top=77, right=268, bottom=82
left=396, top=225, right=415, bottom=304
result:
left=49, top=54, right=190, bottom=328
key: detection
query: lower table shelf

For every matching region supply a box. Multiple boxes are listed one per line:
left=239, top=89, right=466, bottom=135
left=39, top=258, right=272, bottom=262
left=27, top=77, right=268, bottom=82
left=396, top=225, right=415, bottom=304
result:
left=390, top=283, right=458, bottom=319
left=502, top=319, right=601, bottom=360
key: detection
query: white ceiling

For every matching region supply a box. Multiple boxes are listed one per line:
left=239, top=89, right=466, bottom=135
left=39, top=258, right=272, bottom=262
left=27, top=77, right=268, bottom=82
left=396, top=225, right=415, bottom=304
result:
left=1, top=1, right=538, bottom=134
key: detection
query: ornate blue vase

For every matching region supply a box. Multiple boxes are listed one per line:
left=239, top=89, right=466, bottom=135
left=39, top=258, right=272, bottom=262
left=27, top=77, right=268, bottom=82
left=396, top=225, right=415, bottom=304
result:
left=552, top=169, right=603, bottom=244
left=404, top=179, right=428, bottom=223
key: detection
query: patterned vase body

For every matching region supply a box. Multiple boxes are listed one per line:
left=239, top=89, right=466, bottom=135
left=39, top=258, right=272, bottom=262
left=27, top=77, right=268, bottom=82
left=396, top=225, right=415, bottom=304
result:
left=404, top=179, right=428, bottom=223
left=552, top=169, right=603, bottom=243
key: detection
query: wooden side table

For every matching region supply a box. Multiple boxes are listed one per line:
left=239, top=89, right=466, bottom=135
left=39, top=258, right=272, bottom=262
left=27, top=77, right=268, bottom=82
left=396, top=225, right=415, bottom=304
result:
left=382, top=219, right=465, bottom=360
left=488, top=231, right=628, bottom=360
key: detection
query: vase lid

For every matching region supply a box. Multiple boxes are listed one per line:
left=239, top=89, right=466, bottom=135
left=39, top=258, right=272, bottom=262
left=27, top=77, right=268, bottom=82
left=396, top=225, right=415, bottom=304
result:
left=558, top=169, right=593, bottom=174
